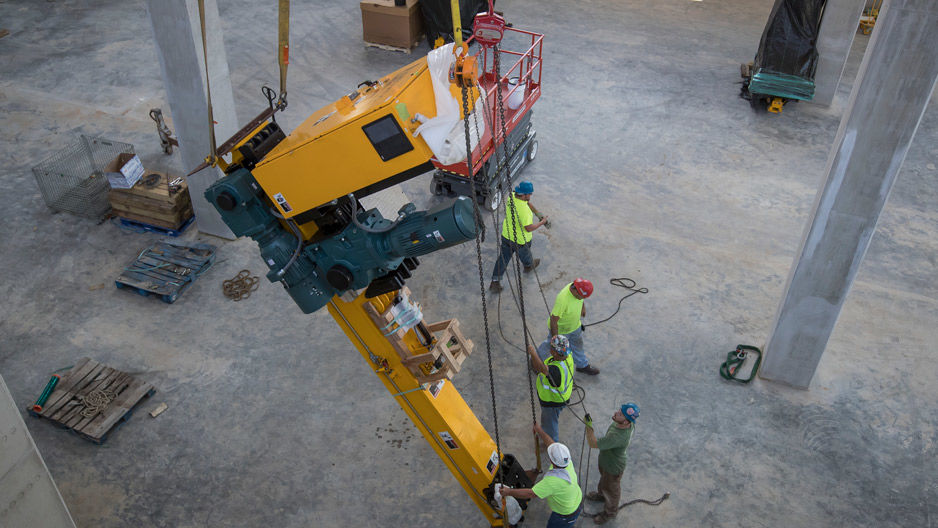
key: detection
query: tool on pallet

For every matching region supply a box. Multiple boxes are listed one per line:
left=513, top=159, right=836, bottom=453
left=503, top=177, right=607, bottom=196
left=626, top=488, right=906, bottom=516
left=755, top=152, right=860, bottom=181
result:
left=31, top=374, right=62, bottom=413
left=720, top=344, right=763, bottom=383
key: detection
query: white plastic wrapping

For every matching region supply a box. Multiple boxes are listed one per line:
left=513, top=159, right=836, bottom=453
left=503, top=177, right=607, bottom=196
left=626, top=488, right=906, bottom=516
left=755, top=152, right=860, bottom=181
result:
left=415, top=43, right=486, bottom=166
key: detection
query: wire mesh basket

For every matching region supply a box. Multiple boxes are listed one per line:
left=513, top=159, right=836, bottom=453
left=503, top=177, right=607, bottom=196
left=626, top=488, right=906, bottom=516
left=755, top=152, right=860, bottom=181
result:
left=31, top=135, right=135, bottom=219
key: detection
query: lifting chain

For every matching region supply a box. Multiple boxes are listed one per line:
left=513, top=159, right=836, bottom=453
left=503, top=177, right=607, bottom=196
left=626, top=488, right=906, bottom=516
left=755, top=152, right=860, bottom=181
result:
left=79, top=388, right=116, bottom=418
left=222, top=269, right=259, bottom=301
left=460, top=82, right=504, bottom=486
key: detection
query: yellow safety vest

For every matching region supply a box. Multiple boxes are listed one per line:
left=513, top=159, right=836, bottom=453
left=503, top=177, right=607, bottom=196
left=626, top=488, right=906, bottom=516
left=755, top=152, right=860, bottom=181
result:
left=536, top=355, right=574, bottom=405
left=501, top=194, right=533, bottom=244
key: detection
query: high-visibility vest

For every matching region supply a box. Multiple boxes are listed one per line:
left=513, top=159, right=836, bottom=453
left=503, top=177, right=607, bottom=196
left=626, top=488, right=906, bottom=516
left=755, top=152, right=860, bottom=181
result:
left=536, top=355, right=574, bottom=404
left=502, top=194, right=533, bottom=244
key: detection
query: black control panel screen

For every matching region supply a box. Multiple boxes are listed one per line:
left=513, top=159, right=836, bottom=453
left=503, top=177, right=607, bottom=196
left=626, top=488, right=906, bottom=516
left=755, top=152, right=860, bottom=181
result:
left=362, top=114, right=414, bottom=162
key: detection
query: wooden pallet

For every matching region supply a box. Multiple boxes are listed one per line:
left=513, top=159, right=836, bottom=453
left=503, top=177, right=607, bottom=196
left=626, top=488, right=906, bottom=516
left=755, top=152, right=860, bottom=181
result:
left=28, top=357, right=156, bottom=444
left=115, top=238, right=215, bottom=303
left=364, top=288, right=473, bottom=383
left=118, top=215, right=194, bottom=237
left=364, top=38, right=422, bottom=54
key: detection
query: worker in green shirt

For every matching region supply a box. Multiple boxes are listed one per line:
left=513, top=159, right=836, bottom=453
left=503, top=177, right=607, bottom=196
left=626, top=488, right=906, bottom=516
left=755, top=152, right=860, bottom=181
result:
left=584, top=403, right=639, bottom=524
left=538, top=278, right=599, bottom=375
left=488, top=181, right=549, bottom=293
left=499, top=423, right=583, bottom=527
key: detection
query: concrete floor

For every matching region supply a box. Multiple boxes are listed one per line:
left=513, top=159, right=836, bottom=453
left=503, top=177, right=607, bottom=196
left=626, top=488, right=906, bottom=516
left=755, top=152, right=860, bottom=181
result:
left=1, top=0, right=936, bottom=527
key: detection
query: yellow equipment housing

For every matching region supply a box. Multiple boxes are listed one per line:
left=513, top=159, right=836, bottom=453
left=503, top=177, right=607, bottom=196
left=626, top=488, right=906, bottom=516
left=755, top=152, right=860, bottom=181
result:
left=252, top=56, right=480, bottom=220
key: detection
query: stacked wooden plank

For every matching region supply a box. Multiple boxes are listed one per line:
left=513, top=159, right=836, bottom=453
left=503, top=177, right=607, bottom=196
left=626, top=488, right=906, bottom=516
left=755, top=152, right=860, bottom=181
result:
left=29, top=357, right=156, bottom=444
left=109, top=171, right=193, bottom=231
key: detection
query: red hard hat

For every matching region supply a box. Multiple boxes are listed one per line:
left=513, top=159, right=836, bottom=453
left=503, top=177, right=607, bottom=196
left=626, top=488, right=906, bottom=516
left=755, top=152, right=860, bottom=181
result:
left=572, top=278, right=593, bottom=298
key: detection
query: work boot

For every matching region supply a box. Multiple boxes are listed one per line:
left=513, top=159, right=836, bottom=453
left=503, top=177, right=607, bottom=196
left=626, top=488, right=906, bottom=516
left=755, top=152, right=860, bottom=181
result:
left=593, top=512, right=615, bottom=525
left=586, top=491, right=604, bottom=502
left=523, top=259, right=541, bottom=273
left=576, top=364, right=600, bottom=376
left=489, top=281, right=503, bottom=293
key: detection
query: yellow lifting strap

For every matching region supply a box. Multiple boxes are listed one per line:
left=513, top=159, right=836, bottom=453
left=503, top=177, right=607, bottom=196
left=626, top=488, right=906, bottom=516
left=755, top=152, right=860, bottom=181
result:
left=196, top=0, right=218, bottom=168
left=450, top=0, right=463, bottom=48
left=278, top=0, right=290, bottom=101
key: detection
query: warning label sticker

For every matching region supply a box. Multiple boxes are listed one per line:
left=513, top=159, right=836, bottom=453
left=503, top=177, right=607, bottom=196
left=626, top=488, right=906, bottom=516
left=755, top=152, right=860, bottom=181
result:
left=273, top=192, right=292, bottom=213
left=439, top=431, right=459, bottom=450
left=425, top=380, right=445, bottom=398
left=486, top=451, right=499, bottom=474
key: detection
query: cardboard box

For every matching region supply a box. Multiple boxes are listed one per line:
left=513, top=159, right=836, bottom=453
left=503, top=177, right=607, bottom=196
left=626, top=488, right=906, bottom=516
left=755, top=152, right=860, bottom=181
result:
left=365, top=0, right=418, bottom=7
left=104, top=152, right=144, bottom=189
left=360, top=1, right=423, bottom=49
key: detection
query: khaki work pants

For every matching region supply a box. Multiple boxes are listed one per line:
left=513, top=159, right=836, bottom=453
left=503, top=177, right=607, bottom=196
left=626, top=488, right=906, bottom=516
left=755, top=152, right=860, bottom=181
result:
left=598, top=466, right=623, bottom=517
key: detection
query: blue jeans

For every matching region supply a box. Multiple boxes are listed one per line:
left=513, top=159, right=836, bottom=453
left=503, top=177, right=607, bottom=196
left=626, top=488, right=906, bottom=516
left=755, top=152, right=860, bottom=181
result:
left=536, top=327, right=589, bottom=369
left=491, top=236, right=534, bottom=282
left=540, top=404, right=564, bottom=443
left=546, top=502, right=582, bottom=527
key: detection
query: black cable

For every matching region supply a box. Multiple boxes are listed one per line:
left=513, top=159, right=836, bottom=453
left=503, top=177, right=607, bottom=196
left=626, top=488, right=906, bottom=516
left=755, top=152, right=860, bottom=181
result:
left=582, top=278, right=648, bottom=328
left=582, top=493, right=671, bottom=518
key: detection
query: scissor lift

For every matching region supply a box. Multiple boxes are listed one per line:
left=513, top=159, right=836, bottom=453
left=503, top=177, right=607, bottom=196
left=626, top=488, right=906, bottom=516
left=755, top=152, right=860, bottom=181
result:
left=431, top=25, right=544, bottom=211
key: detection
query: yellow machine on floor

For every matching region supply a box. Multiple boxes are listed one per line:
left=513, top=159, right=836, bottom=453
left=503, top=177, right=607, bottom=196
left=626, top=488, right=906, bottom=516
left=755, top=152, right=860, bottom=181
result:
left=198, top=2, right=533, bottom=525
left=859, top=0, right=883, bottom=35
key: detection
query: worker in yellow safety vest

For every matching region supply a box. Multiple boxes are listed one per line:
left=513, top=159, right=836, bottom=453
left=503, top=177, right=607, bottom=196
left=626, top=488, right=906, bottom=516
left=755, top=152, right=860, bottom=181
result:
left=527, top=334, right=574, bottom=442
left=488, top=181, right=548, bottom=293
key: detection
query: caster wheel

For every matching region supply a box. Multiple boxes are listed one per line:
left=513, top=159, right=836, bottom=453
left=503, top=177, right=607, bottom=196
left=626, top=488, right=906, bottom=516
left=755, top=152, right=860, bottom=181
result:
left=484, top=188, right=502, bottom=212
left=527, top=140, right=538, bottom=162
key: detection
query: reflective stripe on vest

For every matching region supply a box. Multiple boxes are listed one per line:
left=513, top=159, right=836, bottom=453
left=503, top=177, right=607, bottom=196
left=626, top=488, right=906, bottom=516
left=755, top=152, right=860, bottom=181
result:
left=536, top=355, right=573, bottom=403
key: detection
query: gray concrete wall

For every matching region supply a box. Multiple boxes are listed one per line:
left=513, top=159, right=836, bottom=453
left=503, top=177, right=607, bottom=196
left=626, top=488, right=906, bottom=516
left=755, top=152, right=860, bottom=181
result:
left=0, top=376, right=75, bottom=528
left=762, top=0, right=938, bottom=388
left=146, top=0, right=237, bottom=239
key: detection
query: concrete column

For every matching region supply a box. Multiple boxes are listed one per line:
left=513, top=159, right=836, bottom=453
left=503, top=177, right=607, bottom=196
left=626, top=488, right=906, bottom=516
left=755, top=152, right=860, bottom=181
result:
left=761, top=0, right=938, bottom=388
left=0, top=376, right=75, bottom=528
left=146, top=0, right=237, bottom=239
left=812, top=0, right=867, bottom=106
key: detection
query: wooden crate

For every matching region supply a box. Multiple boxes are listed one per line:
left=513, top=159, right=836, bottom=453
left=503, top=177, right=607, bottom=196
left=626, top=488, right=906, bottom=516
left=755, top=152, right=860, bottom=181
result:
left=109, top=171, right=193, bottom=230
left=29, top=357, right=156, bottom=444
left=364, top=289, right=473, bottom=383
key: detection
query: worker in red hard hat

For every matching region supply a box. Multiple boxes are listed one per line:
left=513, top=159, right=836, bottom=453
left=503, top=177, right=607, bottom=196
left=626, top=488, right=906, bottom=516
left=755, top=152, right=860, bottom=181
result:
left=538, top=278, right=598, bottom=375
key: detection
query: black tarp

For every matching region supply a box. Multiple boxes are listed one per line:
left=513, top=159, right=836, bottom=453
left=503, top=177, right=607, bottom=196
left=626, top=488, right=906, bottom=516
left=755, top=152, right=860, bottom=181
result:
left=753, top=0, right=827, bottom=78
left=419, top=0, right=487, bottom=48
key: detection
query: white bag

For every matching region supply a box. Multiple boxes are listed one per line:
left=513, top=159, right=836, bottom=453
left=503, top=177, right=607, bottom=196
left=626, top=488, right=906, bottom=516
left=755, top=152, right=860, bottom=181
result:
left=415, top=43, right=486, bottom=166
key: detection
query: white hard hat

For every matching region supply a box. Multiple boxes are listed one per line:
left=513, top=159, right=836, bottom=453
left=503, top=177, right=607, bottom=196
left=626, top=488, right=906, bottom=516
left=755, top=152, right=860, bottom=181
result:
left=547, top=443, right=571, bottom=468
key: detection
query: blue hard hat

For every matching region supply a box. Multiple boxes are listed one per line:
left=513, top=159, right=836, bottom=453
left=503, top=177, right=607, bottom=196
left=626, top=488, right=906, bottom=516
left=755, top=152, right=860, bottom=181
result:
left=514, top=181, right=534, bottom=195
left=621, top=403, right=640, bottom=423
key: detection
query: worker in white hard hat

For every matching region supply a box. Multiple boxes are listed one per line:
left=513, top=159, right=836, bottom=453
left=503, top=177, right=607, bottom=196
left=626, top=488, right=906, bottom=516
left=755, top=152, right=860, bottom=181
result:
left=500, top=423, right=583, bottom=527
